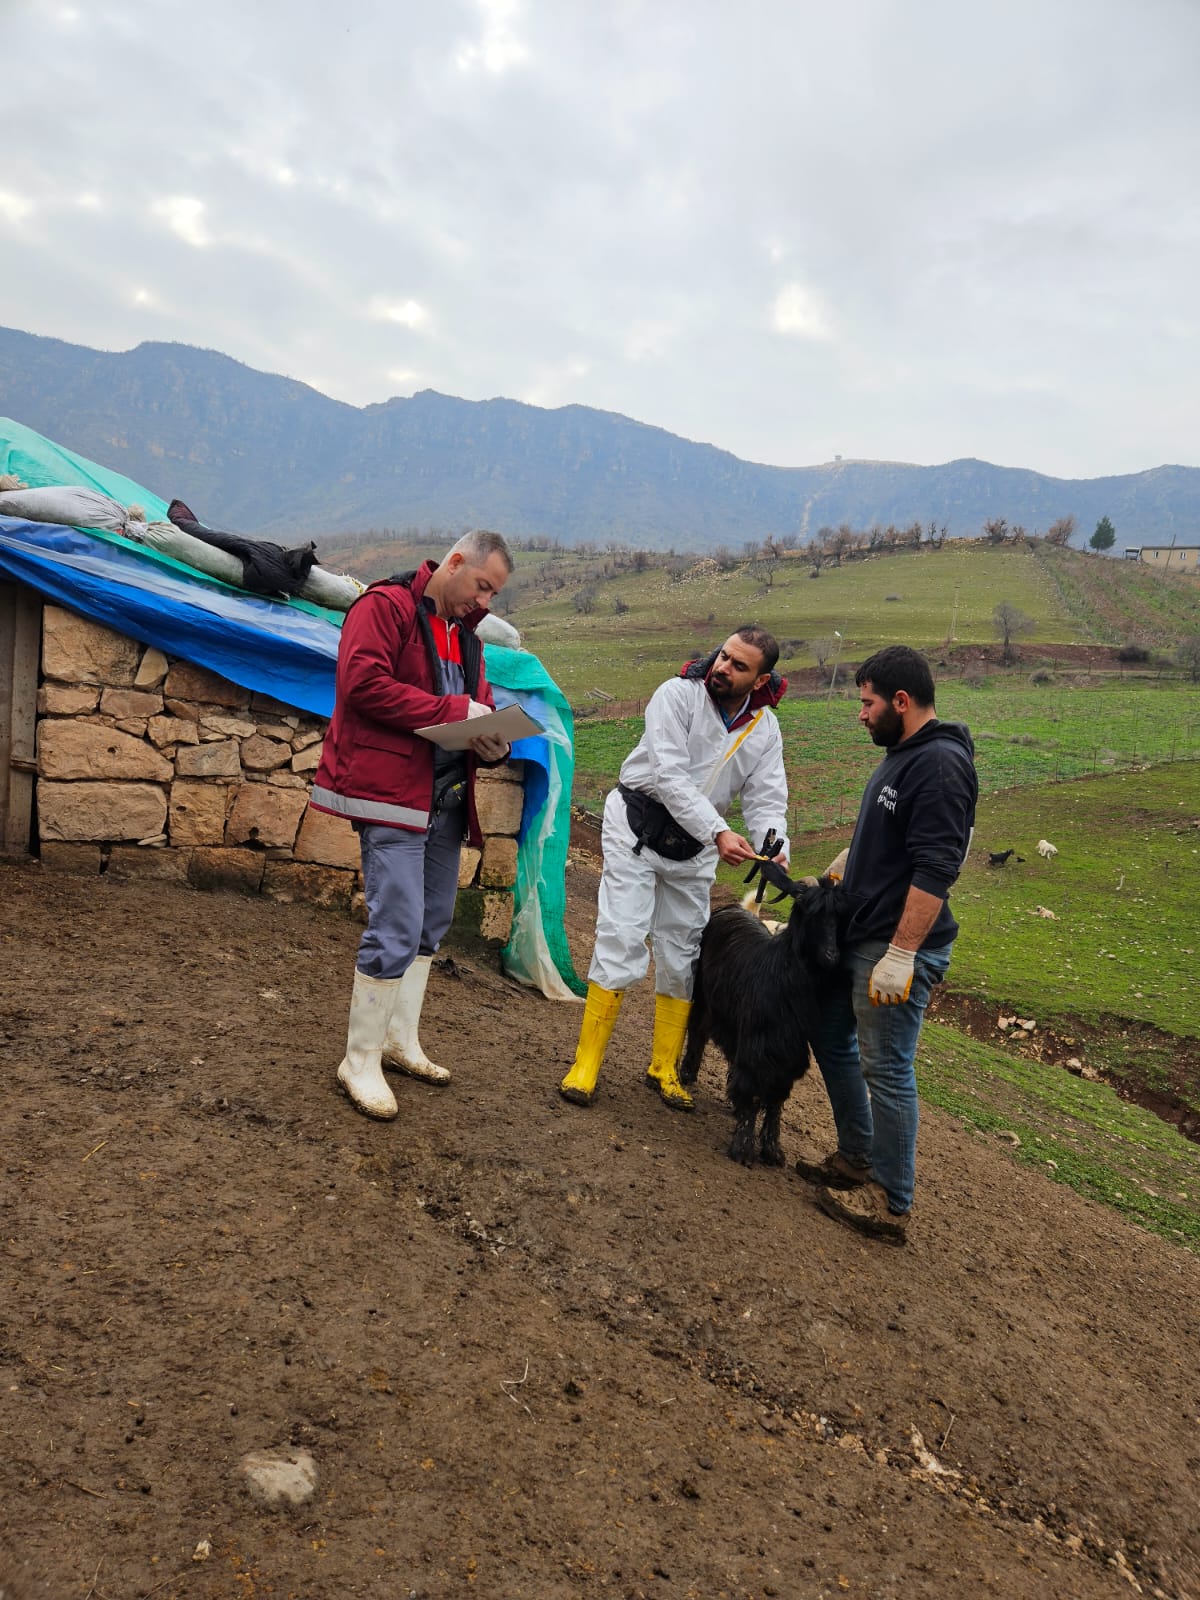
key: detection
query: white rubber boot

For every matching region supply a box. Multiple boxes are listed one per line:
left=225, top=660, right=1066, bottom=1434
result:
left=336, top=969, right=401, bottom=1119
left=382, top=954, right=450, bottom=1085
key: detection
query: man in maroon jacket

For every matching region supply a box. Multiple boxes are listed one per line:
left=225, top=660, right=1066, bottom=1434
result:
left=310, top=530, right=514, bottom=1119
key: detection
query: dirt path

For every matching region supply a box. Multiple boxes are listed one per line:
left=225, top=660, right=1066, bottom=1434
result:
left=1, top=856, right=1197, bottom=1600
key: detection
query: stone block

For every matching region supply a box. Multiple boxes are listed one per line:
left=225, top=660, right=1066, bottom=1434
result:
left=294, top=807, right=361, bottom=870
left=175, top=740, right=241, bottom=778
left=37, top=684, right=99, bottom=716
left=457, top=844, right=481, bottom=888
left=113, top=718, right=149, bottom=738
left=290, top=742, right=323, bottom=774
left=241, top=734, right=293, bottom=772
left=163, top=662, right=249, bottom=707
left=451, top=887, right=513, bottom=946
left=481, top=890, right=514, bottom=942
left=148, top=715, right=201, bottom=749
left=133, top=646, right=169, bottom=689
left=200, top=714, right=258, bottom=739
left=291, top=727, right=324, bottom=752
left=39, top=841, right=103, bottom=874
left=41, top=606, right=140, bottom=687
left=106, top=845, right=192, bottom=883
left=267, top=771, right=309, bottom=789
left=262, top=860, right=355, bottom=911
left=474, top=775, right=524, bottom=835
left=488, top=757, right=526, bottom=786
left=249, top=692, right=299, bottom=717
left=188, top=848, right=265, bottom=895
left=169, top=779, right=232, bottom=846
left=100, top=687, right=164, bottom=719
left=480, top=834, right=519, bottom=888
left=38, top=781, right=167, bottom=842
left=163, top=698, right=203, bottom=722
left=37, top=720, right=173, bottom=782
left=225, top=784, right=308, bottom=849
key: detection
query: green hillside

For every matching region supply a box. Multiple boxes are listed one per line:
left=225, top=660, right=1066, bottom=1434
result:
left=495, top=540, right=1200, bottom=705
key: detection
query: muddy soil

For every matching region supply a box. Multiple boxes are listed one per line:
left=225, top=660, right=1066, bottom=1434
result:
left=1, top=852, right=1198, bottom=1600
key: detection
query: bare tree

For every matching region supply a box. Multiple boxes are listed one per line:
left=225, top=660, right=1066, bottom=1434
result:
left=983, top=517, right=1008, bottom=544
left=572, top=586, right=598, bottom=615
left=1177, top=634, right=1200, bottom=683
left=992, top=601, right=1035, bottom=665
left=1045, top=515, right=1077, bottom=548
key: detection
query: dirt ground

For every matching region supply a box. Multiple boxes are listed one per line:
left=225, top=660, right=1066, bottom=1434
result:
left=2, top=847, right=1198, bottom=1600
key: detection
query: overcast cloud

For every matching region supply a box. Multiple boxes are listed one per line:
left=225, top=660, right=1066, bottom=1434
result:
left=2, top=0, right=1197, bottom=477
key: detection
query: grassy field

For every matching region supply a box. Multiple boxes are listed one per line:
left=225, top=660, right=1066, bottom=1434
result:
left=574, top=682, right=1200, bottom=827
left=916, top=1023, right=1200, bottom=1251
left=950, top=763, right=1200, bottom=1041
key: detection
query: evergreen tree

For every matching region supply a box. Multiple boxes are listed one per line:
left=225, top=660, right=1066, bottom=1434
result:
left=1091, top=515, right=1116, bottom=552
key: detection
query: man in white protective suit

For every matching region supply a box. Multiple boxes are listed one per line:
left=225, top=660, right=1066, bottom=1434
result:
left=560, top=625, right=790, bottom=1112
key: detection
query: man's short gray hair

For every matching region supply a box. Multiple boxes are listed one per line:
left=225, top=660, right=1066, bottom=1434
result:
left=448, top=528, right=515, bottom=574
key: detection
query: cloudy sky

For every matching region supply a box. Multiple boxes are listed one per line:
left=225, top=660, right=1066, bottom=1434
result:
left=2, top=0, right=1197, bottom=478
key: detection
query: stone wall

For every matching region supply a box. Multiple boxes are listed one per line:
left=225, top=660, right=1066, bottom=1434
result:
left=33, top=605, right=523, bottom=944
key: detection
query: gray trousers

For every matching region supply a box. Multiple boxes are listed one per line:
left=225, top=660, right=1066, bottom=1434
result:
left=354, top=809, right=464, bottom=980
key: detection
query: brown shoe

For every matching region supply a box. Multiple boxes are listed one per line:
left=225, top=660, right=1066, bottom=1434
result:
left=794, top=1150, right=871, bottom=1189
left=816, top=1181, right=910, bottom=1244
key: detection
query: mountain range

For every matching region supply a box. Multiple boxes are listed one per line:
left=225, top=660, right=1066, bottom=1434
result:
left=2, top=324, right=1197, bottom=551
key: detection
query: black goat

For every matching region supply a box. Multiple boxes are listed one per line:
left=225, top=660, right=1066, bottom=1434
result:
left=680, top=868, right=844, bottom=1167
left=987, top=848, right=1025, bottom=866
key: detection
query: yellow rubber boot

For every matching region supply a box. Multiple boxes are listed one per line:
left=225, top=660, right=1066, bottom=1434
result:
left=645, top=994, right=694, bottom=1111
left=559, top=984, right=623, bottom=1106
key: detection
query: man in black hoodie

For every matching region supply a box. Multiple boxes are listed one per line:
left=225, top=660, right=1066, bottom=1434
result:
left=796, top=646, right=977, bottom=1243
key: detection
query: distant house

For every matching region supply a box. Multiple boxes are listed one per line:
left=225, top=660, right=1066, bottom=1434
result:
left=1124, top=544, right=1200, bottom=574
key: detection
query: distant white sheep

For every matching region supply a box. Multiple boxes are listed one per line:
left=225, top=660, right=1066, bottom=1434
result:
left=1036, top=839, right=1058, bottom=860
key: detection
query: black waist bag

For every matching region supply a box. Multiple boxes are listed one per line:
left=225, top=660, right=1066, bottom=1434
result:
left=618, top=784, right=705, bottom=862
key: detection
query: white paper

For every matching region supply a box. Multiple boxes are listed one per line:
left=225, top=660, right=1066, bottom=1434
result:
left=414, top=703, right=544, bottom=751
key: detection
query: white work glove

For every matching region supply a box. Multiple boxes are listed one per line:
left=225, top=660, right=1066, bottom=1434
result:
left=825, top=847, right=849, bottom=883
left=869, top=944, right=916, bottom=1006
left=466, top=699, right=492, bottom=720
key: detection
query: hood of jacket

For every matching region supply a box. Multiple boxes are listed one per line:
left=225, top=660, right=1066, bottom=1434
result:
left=681, top=648, right=787, bottom=710
left=889, top=717, right=976, bottom=762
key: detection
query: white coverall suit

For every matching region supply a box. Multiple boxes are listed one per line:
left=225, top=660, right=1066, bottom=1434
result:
left=589, top=674, right=790, bottom=999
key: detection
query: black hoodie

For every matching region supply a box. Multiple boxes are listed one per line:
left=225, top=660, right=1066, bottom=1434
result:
left=840, top=719, right=978, bottom=948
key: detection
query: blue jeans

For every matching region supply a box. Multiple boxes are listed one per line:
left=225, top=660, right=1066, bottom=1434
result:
left=810, top=940, right=952, bottom=1214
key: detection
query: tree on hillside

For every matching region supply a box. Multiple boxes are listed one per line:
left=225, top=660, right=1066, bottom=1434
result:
left=983, top=517, right=1008, bottom=544
left=1177, top=634, right=1200, bottom=683
left=992, top=601, right=1035, bottom=665
left=1045, top=515, right=1076, bottom=548
left=1091, top=515, right=1116, bottom=553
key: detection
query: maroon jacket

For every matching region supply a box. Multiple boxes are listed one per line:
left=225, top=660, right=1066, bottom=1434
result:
left=309, top=561, right=496, bottom=842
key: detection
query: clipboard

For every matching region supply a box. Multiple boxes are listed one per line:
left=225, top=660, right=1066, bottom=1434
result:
left=414, top=703, right=545, bottom=751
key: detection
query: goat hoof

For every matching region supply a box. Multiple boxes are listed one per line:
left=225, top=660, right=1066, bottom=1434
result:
left=760, top=1145, right=785, bottom=1167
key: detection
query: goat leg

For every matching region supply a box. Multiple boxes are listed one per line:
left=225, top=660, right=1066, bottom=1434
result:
left=728, top=1102, right=759, bottom=1166
left=758, top=1102, right=785, bottom=1167
left=679, top=1013, right=708, bottom=1086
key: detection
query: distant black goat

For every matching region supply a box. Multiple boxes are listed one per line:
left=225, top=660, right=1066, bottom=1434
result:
left=987, top=848, right=1025, bottom=866
left=679, top=867, right=844, bottom=1167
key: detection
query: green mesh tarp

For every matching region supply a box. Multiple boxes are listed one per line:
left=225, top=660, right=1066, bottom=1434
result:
left=485, top=645, right=585, bottom=999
